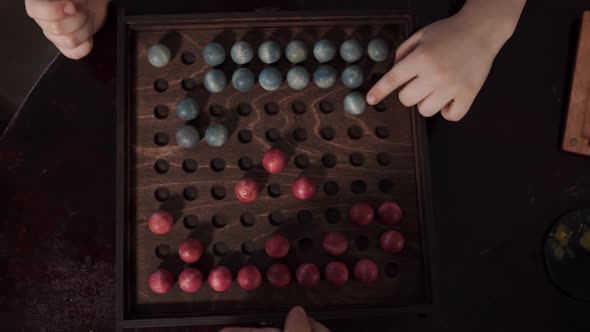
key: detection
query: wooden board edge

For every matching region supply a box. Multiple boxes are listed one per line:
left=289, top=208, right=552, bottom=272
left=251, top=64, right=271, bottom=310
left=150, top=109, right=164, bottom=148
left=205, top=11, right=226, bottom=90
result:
left=562, top=11, right=590, bottom=156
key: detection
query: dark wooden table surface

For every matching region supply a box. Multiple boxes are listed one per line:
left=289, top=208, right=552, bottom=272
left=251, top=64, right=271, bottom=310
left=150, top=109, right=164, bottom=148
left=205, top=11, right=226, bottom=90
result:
left=1, top=0, right=589, bottom=331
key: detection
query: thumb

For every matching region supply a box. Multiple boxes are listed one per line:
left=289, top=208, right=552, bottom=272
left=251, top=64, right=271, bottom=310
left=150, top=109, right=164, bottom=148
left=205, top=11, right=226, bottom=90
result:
left=284, top=306, right=312, bottom=332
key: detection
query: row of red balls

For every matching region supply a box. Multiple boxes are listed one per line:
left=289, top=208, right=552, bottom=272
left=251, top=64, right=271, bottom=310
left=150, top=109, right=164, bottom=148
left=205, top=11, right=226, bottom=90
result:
left=148, top=200, right=404, bottom=235
left=150, top=259, right=380, bottom=294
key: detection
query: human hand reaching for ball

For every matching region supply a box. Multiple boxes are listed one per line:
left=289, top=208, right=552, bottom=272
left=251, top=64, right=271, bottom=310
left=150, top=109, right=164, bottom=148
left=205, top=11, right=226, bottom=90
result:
left=366, top=0, right=526, bottom=121
left=220, top=306, right=330, bottom=332
left=25, top=0, right=108, bottom=59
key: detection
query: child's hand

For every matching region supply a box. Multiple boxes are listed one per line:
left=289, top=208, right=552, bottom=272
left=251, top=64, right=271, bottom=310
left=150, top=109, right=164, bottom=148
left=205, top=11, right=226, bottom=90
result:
left=221, top=306, right=330, bottom=332
left=366, top=0, right=525, bottom=121
left=25, top=0, right=108, bottom=59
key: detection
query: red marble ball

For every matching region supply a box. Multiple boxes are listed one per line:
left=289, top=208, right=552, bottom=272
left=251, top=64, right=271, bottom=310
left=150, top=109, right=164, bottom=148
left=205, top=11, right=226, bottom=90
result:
left=235, top=179, right=259, bottom=203
left=148, top=210, right=173, bottom=235
left=178, top=267, right=203, bottom=293
left=291, top=176, right=316, bottom=200
left=296, top=263, right=320, bottom=288
left=324, top=261, right=349, bottom=287
left=378, top=201, right=402, bottom=225
left=349, top=202, right=374, bottom=226
left=178, top=238, right=204, bottom=264
left=263, top=148, right=288, bottom=174
left=149, top=269, right=174, bottom=294
left=380, top=230, right=405, bottom=253
left=322, top=231, right=348, bottom=256
left=237, top=265, right=262, bottom=290
left=266, top=263, right=291, bottom=288
left=265, top=233, right=290, bottom=258
left=208, top=266, right=233, bottom=292
left=354, top=259, right=379, bottom=284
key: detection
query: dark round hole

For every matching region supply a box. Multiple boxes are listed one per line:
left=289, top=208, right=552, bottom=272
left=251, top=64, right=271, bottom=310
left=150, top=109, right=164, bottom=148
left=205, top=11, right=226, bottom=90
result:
left=154, top=105, right=169, bottom=119
left=209, top=104, right=225, bottom=117
left=297, top=210, right=313, bottom=224
left=265, top=102, right=279, bottom=115
left=154, top=132, right=169, bottom=146
left=266, top=128, right=281, bottom=142
left=374, top=101, right=387, bottom=112
left=320, top=127, right=335, bottom=141
left=375, top=126, right=390, bottom=139
left=212, top=214, right=227, bottom=228
left=183, top=214, right=199, bottom=229
left=294, top=154, right=310, bottom=169
left=154, top=187, right=169, bottom=202
left=319, top=100, right=334, bottom=114
left=181, top=78, right=197, bottom=91
left=322, top=153, right=337, bottom=168
left=183, top=159, right=198, bottom=173
left=325, top=208, right=341, bottom=224
left=355, top=235, right=369, bottom=251
left=385, top=262, right=400, bottom=278
left=323, top=181, right=339, bottom=195
left=348, top=126, right=362, bottom=139
left=299, top=238, right=313, bottom=252
left=240, top=212, right=256, bottom=227
left=183, top=186, right=198, bottom=201
left=269, top=211, right=286, bottom=226
left=293, top=128, right=307, bottom=142
left=238, top=129, right=253, bottom=143
left=242, top=241, right=256, bottom=255
left=349, top=153, right=364, bottom=167
left=267, top=183, right=283, bottom=198
left=154, top=159, right=169, bottom=174
left=154, top=79, right=168, bottom=92
left=351, top=180, right=367, bottom=194
left=213, top=242, right=228, bottom=257
left=210, top=157, right=226, bottom=172
left=379, top=179, right=394, bottom=193
left=377, top=152, right=392, bottom=166
left=292, top=101, right=306, bottom=114
left=181, top=51, right=196, bottom=65
left=155, top=244, right=171, bottom=259
left=238, top=156, right=253, bottom=171
left=211, top=185, right=226, bottom=200
left=237, top=103, right=252, bottom=116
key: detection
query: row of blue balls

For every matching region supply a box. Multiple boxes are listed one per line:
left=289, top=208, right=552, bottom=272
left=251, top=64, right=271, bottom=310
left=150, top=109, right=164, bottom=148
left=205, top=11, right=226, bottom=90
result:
left=146, top=38, right=389, bottom=68
left=204, top=64, right=364, bottom=93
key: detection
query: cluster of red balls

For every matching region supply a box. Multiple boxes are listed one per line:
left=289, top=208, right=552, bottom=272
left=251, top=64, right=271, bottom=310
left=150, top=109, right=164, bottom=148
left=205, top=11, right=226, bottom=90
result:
left=347, top=201, right=405, bottom=253
left=235, top=148, right=316, bottom=203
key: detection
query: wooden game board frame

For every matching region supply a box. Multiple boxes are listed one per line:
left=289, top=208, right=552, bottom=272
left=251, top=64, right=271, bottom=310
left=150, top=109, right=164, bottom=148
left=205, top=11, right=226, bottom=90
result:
left=116, top=9, right=436, bottom=330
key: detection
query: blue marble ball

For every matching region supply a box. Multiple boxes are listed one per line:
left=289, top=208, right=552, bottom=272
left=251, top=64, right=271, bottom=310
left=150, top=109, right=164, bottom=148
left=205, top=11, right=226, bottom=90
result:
left=367, top=38, right=390, bottom=62
left=340, top=39, right=363, bottom=63
left=205, top=123, right=229, bottom=147
left=202, top=42, right=225, bottom=66
left=175, top=97, right=200, bottom=121
left=258, top=41, right=281, bottom=64
left=204, top=69, right=227, bottom=93
left=231, top=41, right=254, bottom=65
left=313, top=39, right=336, bottom=63
left=344, top=91, right=367, bottom=116
left=259, top=67, right=282, bottom=91
left=285, top=40, right=308, bottom=64
left=313, top=65, right=337, bottom=89
left=176, top=125, right=199, bottom=148
left=341, top=65, right=364, bottom=89
left=232, top=68, right=256, bottom=92
left=287, top=66, right=310, bottom=90
left=147, top=44, right=171, bottom=68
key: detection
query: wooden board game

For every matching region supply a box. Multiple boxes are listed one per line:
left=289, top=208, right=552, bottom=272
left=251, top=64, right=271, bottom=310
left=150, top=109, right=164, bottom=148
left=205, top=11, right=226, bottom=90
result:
left=116, top=11, right=434, bottom=329
left=563, top=11, right=590, bottom=156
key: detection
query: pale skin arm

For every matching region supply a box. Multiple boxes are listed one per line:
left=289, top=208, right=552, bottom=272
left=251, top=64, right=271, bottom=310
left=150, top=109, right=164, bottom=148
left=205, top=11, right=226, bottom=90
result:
left=25, top=0, right=109, bottom=59
left=366, top=0, right=527, bottom=121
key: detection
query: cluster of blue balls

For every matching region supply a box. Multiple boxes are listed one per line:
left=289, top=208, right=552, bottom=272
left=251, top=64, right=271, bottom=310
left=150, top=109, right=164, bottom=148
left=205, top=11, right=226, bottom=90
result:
left=174, top=97, right=229, bottom=149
